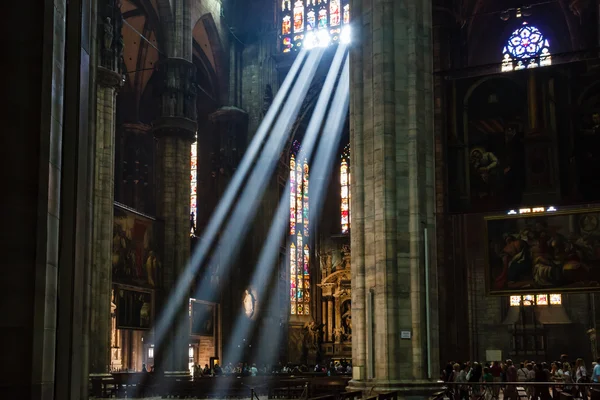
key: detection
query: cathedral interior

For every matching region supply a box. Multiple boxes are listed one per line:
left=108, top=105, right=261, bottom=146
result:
left=4, top=0, right=600, bottom=398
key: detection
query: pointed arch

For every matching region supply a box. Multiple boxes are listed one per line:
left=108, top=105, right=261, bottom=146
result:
left=193, top=13, right=228, bottom=104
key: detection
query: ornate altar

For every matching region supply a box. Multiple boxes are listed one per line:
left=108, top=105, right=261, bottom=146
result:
left=318, top=244, right=352, bottom=358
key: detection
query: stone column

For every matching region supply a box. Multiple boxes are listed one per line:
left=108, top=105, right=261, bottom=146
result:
left=90, top=0, right=123, bottom=374
left=349, top=0, right=439, bottom=393
left=153, top=57, right=197, bottom=372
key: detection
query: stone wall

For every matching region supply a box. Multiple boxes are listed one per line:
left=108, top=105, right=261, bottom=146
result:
left=197, top=335, right=216, bottom=367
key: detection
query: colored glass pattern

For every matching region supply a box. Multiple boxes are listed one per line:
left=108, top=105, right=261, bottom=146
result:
left=280, top=0, right=350, bottom=52
left=509, top=294, right=562, bottom=306
left=550, top=294, right=562, bottom=305
left=510, top=296, right=521, bottom=307
left=501, top=22, right=552, bottom=72
left=290, top=142, right=310, bottom=315
left=536, top=294, right=548, bottom=305
left=340, top=144, right=350, bottom=233
left=190, top=139, right=198, bottom=235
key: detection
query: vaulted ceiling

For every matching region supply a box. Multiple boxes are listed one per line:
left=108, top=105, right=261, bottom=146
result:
left=121, top=0, right=161, bottom=108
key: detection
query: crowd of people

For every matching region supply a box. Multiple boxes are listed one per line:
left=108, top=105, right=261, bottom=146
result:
left=441, top=355, right=600, bottom=400
left=191, top=359, right=353, bottom=379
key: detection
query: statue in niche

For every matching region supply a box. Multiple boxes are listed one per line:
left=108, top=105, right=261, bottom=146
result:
left=168, top=93, right=177, bottom=116
left=319, top=251, right=332, bottom=275
left=333, top=327, right=344, bottom=343
left=340, top=245, right=351, bottom=269
left=341, top=300, right=352, bottom=341
left=103, top=17, right=114, bottom=51
left=262, top=85, right=273, bottom=117
left=573, top=112, right=600, bottom=201
left=303, top=321, right=323, bottom=348
left=469, top=147, right=500, bottom=200
left=144, top=250, right=159, bottom=287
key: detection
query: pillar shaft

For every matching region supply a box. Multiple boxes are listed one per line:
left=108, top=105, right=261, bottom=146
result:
left=90, top=68, right=121, bottom=374
left=153, top=57, right=197, bottom=372
left=89, top=0, right=123, bottom=374
left=156, top=135, right=193, bottom=371
left=349, top=0, right=438, bottom=390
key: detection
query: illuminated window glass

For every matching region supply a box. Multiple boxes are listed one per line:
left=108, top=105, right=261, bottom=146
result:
left=290, top=141, right=310, bottom=315
left=280, top=0, right=351, bottom=53
left=509, top=294, right=562, bottom=306
left=501, top=22, right=552, bottom=72
left=340, top=144, right=350, bottom=234
left=190, top=139, right=198, bottom=236
left=510, top=296, right=521, bottom=306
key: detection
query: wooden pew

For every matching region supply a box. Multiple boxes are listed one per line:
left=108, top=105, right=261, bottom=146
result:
left=339, top=391, right=363, bottom=400
left=378, top=391, right=398, bottom=400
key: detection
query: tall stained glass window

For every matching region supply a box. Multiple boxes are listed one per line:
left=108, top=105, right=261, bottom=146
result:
left=280, top=0, right=351, bottom=53
left=290, top=141, right=310, bottom=315
left=509, top=294, right=562, bottom=306
left=190, top=138, right=198, bottom=235
left=501, top=22, right=551, bottom=72
left=340, top=144, right=350, bottom=234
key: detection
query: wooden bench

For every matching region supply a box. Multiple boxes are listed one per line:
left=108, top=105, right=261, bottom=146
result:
left=378, top=391, right=399, bottom=400
left=339, top=391, right=363, bottom=400
left=308, top=395, right=337, bottom=400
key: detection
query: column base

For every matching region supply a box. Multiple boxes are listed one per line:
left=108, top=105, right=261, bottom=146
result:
left=347, top=379, right=444, bottom=399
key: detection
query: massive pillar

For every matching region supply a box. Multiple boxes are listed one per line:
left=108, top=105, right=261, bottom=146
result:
left=349, top=0, right=439, bottom=393
left=2, top=0, right=95, bottom=398
left=89, top=0, right=123, bottom=375
left=153, top=57, right=197, bottom=372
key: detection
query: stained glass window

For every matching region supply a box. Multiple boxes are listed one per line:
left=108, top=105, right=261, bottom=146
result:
left=341, top=144, right=350, bottom=234
left=510, top=296, right=521, bottom=306
left=280, top=0, right=351, bottom=53
left=290, top=141, right=310, bottom=315
left=509, top=294, right=562, bottom=306
left=190, top=139, right=198, bottom=236
left=501, top=22, right=551, bottom=72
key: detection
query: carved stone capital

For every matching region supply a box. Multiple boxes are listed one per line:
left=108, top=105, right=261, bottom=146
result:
left=154, top=58, right=198, bottom=124
left=152, top=116, right=197, bottom=142
left=97, top=66, right=123, bottom=88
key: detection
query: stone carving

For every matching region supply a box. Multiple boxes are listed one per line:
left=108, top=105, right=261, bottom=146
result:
left=340, top=244, right=351, bottom=269
left=319, top=251, right=332, bottom=275
left=303, top=321, right=324, bottom=348
left=103, top=17, right=114, bottom=50
left=262, top=84, right=273, bottom=117
left=341, top=300, right=352, bottom=340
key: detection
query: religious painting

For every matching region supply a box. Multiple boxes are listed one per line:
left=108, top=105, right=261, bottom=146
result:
left=112, top=205, right=160, bottom=288
left=191, top=300, right=216, bottom=337
left=448, top=76, right=528, bottom=213
left=486, top=208, right=600, bottom=295
left=115, top=286, right=153, bottom=330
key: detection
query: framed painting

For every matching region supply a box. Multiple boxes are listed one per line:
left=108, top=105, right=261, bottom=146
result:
left=115, top=285, right=153, bottom=330
left=190, top=300, right=216, bottom=337
left=112, top=204, right=160, bottom=289
left=486, top=208, right=600, bottom=294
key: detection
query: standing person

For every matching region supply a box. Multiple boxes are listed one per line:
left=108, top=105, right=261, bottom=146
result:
left=576, top=358, right=589, bottom=398
left=490, top=361, right=502, bottom=399
left=483, top=367, right=494, bottom=400
left=504, top=360, right=518, bottom=400
left=591, top=358, right=600, bottom=383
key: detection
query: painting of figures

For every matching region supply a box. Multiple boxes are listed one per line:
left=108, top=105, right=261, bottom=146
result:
left=191, top=301, right=216, bottom=337
left=487, top=209, right=600, bottom=294
left=115, top=286, right=153, bottom=330
left=113, top=205, right=160, bottom=288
